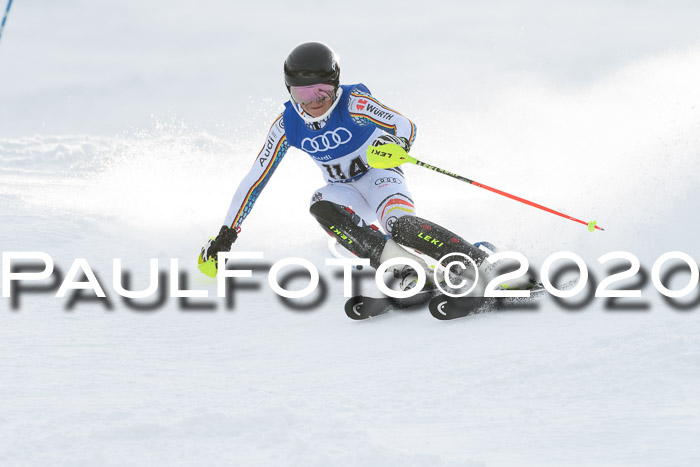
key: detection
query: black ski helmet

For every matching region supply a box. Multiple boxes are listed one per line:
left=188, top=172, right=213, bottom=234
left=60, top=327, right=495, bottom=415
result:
left=284, top=42, right=340, bottom=91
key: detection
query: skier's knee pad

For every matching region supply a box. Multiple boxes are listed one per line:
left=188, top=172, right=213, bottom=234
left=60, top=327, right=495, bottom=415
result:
left=309, top=200, right=387, bottom=268
left=391, top=215, right=487, bottom=266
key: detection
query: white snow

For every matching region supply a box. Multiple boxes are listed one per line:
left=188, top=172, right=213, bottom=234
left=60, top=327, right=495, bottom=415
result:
left=1, top=1, right=700, bottom=465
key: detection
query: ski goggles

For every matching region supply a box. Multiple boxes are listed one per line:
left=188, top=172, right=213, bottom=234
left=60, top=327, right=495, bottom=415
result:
left=290, top=83, right=335, bottom=105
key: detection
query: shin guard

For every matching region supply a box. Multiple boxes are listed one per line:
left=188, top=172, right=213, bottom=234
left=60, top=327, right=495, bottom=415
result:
left=309, top=201, right=387, bottom=268
left=390, top=215, right=488, bottom=267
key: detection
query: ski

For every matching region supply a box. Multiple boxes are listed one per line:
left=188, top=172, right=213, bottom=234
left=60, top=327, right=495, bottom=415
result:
left=345, top=287, right=440, bottom=320
left=429, top=288, right=547, bottom=320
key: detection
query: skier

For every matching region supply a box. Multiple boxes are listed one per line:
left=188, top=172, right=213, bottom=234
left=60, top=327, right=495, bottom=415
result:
left=199, top=41, right=532, bottom=293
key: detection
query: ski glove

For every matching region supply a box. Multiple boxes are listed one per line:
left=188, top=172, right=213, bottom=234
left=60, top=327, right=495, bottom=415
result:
left=371, top=134, right=411, bottom=152
left=203, top=225, right=238, bottom=260
left=198, top=225, right=238, bottom=277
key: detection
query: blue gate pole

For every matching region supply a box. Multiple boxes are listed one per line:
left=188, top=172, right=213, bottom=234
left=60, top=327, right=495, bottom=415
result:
left=0, top=0, right=14, bottom=44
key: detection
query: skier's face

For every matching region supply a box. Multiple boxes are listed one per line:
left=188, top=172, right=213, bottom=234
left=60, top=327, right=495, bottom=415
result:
left=300, top=98, right=333, bottom=117
left=290, top=83, right=335, bottom=117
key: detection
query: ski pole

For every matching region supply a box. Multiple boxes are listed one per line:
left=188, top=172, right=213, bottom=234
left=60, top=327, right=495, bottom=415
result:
left=0, top=0, right=13, bottom=44
left=367, top=143, right=604, bottom=232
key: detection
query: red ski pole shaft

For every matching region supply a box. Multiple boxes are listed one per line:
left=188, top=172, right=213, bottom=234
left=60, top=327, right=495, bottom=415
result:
left=414, top=159, right=604, bottom=231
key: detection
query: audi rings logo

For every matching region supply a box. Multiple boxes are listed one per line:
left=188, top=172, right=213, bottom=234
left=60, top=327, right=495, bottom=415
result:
left=301, top=127, right=352, bottom=153
left=375, top=177, right=402, bottom=185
